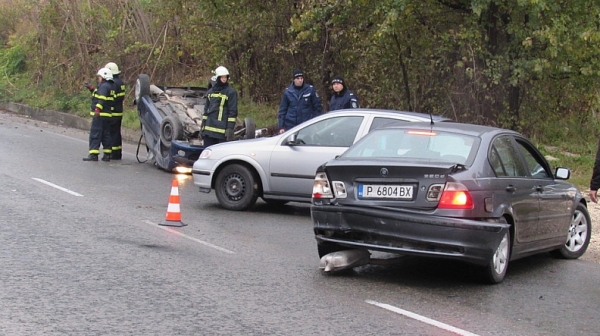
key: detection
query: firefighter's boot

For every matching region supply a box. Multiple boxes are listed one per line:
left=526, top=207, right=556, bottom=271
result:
left=101, top=154, right=111, bottom=162
left=83, top=154, right=98, bottom=161
left=111, top=150, right=122, bottom=160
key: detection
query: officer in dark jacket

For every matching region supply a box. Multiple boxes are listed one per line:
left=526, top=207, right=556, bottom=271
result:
left=328, top=76, right=359, bottom=111
left=105, top=62, right=125, bottom=160
left=278, top=69, right=322, bottom=133
left=201, top=66, right=238, bottom=147
left=83, top=67, right=114, bottom=161
left=589, top=138, right=600, bottom=203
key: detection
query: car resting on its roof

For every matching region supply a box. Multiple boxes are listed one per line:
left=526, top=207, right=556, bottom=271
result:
left=134, top=73, right=269, bottom=173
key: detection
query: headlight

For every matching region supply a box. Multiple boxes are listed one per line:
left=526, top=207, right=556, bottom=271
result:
left=199, top=149, right=212, bottom=159
left=174, top=166, right=192, bottom=174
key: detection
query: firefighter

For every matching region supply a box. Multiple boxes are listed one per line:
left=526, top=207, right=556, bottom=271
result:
left=105, top=62, right=125, bottom=160
left=83, top=68, right=114, bottom=161
left=201, top=66, right=238, bottom=147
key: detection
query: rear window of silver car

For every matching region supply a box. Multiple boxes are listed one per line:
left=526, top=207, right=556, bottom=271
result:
left=341, top=129, right=477, bottom=165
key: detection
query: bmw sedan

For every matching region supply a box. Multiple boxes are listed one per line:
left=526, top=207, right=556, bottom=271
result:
left=192, top=109, right=449, bottom=211
left=311, top=122, right=591, bottom=283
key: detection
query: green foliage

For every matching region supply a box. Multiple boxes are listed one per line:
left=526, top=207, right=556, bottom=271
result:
left=238, top=99, right=278, bottom=128
left=122, top=110, right=141, bottom=130
left=0, top=0, right=598, bottom=190
left=0, top=44, right=26, bottom=75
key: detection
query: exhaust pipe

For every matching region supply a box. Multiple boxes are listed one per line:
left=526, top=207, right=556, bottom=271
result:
left=319, top=249, right=371, bottom=273
left=319, top=250, right=406, bottom=273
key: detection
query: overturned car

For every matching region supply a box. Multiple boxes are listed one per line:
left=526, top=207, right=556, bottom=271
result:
left=134, top=74, right=258, bottom=173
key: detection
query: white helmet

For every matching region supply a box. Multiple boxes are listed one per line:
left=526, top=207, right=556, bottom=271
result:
left=215, top=66, right=229, bottom=77
left=105, top=62, right=120, bottom=75
left=97, top=67, right=113, bottom=81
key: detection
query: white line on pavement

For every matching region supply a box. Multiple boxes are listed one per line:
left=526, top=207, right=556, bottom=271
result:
left=32, top=178, right=83, bottom=197
left=142, top=220, right=235, bottom=254
left=365, top=300, right=480, bottom=336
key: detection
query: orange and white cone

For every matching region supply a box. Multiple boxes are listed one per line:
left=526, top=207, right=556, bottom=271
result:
left=159, top=179, right=187, bottom=227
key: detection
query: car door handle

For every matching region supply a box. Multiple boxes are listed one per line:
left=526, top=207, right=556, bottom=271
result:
left=506, top=185, right=516, bottom=192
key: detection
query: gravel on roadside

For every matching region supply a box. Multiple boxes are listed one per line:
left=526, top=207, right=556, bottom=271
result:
left=581, top=193, right=600, bottom=263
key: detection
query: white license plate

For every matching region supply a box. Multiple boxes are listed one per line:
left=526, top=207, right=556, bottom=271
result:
left=358, top=184, right=413, bottom=199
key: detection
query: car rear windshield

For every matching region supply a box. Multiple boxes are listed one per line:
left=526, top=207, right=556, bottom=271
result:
left=342, top=128, right=477, bottom=165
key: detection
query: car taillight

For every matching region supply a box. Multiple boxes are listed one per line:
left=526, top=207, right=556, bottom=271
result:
left=438, top=182, right=473, bottom=209
left=313, top=172, right=333, bottom=199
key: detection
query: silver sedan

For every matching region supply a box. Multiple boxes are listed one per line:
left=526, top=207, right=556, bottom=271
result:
left=192, top=109, right=449, bottom=211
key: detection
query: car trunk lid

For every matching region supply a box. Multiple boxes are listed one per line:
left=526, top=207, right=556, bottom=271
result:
left=324, top=158, right=461, bottom=209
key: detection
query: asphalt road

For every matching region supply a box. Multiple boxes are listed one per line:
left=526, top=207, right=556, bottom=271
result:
left=1, top=111, right=600, bottom=336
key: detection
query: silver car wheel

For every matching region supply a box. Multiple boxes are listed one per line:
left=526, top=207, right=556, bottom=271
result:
left=492, top=233, right=509, bottom=275
left=565, top=209, right=589, bottom=253
left=224, top=173, right=245, bottom=201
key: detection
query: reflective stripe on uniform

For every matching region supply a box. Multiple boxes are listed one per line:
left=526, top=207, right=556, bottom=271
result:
left=89, top=111, right=112, bottom=117
left=208, top=93, right=229, bottom=120
left=203, top=126, right=226, bottom=134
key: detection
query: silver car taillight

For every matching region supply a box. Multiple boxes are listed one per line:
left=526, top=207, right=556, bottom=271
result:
left=313, top=172, right=333, bottom=199
left=426, top=184, right=445, bottom=201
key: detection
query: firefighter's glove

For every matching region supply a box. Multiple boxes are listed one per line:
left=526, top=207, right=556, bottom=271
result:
left=84, top=82, right=95, bottom=92
left=225, top=128, right=235, bottom=141
left=94, top=108, right=100, bottom=117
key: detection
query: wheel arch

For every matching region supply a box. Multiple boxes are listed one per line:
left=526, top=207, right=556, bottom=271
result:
left=211, top=159, right=266, bottom=196
left=500, top=213, right=515, bottom=260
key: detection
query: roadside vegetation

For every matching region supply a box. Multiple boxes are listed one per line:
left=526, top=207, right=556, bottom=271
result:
left=0, top=0, right=599, bottom=188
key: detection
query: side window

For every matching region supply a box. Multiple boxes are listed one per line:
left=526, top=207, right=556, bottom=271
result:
left=516, top=139, right=551, bottom=179
left=369, top=117, right=408, bottom=132
left=296, top=116, right=363, bottom=147
left=489, top=136, right=527, bottom=177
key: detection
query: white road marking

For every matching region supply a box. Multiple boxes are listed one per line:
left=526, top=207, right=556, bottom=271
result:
left=142, top=220, right=235, bottom=254
left=32, top=178, right=83, bottom=197
left=365, top=300, right=480, bottom=336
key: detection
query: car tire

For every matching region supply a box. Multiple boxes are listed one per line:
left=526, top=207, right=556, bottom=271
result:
left=550, top=203, right=591, bottom=259
left=318, top=242, right=345, bottom=258
left=481, top=217, right=510, bottom=284
left=215, top=164, right=259, bottom=211
left=160, top=115, right=184, bottom=149
left=244, top=117, right=256, bottom=139
left=135, top=74, right=150, bottom=102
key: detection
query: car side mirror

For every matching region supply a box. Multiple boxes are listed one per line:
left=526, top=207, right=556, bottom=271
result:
left=285, top=133, right=298, bottom=146
left=555, top=167, right=570, bottom=180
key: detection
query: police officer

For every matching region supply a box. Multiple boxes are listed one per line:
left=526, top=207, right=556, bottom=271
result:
left=278, top=69, right=322, bottom=133
left=201, top=66, right=238, bottom=147
left=328, top=76, right=359, bottom=111
left=83, top=68, right=114, bottom=161
left=105, top=62, right=125, bottom=160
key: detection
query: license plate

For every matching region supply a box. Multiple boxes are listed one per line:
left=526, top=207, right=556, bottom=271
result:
left=358, top=184, right=413, bottom=199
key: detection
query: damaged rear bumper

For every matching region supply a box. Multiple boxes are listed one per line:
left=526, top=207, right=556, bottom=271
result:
left=312, top=205, right=510, bottom=266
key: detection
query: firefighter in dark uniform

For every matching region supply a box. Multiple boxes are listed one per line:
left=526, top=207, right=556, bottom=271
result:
left=201, top=66, right=238, bottom=147
left=105, top=62, right=125, bottom=160
left=83, top=68, right=114, bottom=161
left=328, top=76, right=359, bottom=111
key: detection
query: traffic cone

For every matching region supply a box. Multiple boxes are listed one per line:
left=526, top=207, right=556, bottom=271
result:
left=159, top=179, right=187, bottom=227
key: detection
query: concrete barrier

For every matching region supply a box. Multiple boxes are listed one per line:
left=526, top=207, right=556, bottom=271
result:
left=0, top=102, right=143, bottom=144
